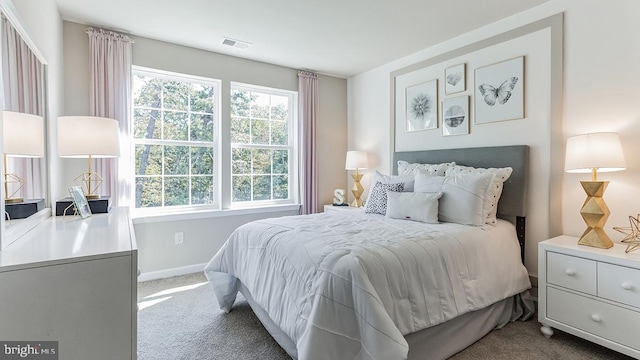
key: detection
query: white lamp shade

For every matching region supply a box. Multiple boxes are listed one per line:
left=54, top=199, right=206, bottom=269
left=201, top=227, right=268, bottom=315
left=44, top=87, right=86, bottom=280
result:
left=2, top=111, right=45, bottom=157
left=57, top=116, right=120, bottom=158
left=345, top=150, right=369, bottom=170
left=565, top=132, right=626, bottom=173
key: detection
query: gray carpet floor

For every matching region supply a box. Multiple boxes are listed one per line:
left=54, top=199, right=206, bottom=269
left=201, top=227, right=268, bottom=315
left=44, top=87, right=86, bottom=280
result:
left=137, top=273, right=634, bottom=360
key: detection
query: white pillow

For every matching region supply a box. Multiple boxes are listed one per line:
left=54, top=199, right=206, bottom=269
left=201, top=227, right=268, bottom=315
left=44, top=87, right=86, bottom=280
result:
left=397, top=161, right=455, bottom=177
left=365, top=170, right=415, bottom=201
left=364, top=181, right=405, bottom=215
left=386, top=191, right=442, bottom=224
left=445, top=165, right=513, bottom=225
left=414, top=172, right=445, bottom=193
left=438, top=173, right=493, bottom=226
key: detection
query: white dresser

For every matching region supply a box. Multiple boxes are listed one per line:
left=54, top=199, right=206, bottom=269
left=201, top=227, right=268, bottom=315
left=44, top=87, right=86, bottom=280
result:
left=0, top=207, right=138, bottom=360
left=538, top=235, right=640, bottom=358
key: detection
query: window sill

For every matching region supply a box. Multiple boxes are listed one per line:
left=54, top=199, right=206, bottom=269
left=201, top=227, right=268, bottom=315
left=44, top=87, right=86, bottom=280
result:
left=131, top=203, right=301, bottom=224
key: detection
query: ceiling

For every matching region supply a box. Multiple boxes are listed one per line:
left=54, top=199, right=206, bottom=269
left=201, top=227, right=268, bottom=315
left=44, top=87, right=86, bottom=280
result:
left=54, top=0, right=549, bottom=78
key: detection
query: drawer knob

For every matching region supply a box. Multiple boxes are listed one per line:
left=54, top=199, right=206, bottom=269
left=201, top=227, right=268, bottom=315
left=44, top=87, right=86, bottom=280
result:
left=565, top=268, right=576, bottom=276
left=591, top=314, right=601, bottom=323
left=621, top=282, right=633, bottom=291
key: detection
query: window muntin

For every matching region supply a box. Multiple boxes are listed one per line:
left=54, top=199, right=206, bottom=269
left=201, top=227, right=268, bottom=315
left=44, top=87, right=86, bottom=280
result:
left=230, top=84, right=296, bottom=205
left=132, top=68, right=220, bottom=209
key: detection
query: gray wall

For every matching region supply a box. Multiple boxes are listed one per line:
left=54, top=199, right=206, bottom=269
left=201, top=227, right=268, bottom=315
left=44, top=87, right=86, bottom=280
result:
left=62, top=20, right=348, bottom=275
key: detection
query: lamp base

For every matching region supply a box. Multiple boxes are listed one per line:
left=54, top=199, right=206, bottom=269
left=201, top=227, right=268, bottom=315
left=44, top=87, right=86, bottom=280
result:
left=351, top=173, right=364, bottom=208
left=578, top=180, right=613, bottom=249
left=5, top=198, right=45, bottom=220
left=578, top=227, right=614, bottom=249
left=55, top=196, right=111, bottom=215
left=74, top=171, right=104, bottom=199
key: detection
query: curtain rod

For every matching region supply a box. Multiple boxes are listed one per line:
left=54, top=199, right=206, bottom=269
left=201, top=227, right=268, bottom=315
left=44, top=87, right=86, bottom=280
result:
left=85, top=28, right=135, bottom=43
left=298, top=70, right=319, bottom=79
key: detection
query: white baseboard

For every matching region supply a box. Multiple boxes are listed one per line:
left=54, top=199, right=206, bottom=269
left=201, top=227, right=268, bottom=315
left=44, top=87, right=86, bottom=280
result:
left=138, top=263, right=208, bottom=282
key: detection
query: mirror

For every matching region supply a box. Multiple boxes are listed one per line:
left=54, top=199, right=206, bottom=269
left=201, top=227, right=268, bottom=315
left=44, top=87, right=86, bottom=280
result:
left=0, top=0, right=50, bottom=249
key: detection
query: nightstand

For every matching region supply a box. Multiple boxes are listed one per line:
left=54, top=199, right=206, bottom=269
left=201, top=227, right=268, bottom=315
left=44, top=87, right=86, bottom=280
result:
left=323, top=205, right=362, bottom=213
left=538, top=235, right=640, bottom=358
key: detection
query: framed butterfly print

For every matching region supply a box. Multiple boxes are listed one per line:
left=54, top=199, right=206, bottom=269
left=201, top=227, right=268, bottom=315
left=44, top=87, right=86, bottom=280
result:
left=442, top=96, right=469, bottom=136
left=474, top=56, right=524, bottom=124
left=445, top=63, right=465, bottom=95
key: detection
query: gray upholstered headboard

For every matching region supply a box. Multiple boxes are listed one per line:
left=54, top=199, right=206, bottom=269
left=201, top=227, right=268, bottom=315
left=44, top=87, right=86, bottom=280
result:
left=393, top=145, right=529, bottom=219
left=393, top=145, right=529, bottom=261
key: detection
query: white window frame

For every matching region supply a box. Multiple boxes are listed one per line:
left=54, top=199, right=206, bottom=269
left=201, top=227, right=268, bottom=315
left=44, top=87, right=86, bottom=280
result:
left=229, top=82, right=299, bottom=208
left=131, top=66, right=222, bottom=214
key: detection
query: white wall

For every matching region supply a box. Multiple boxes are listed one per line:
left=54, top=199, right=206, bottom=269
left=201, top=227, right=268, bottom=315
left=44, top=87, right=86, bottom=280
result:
left=62, top=21, right=348, bottom=275
left=347, top=0, right=640, bottom=277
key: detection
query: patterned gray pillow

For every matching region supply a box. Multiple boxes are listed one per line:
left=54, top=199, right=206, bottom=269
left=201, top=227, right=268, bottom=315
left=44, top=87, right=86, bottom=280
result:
left=364, top=181, right=405, bottom=215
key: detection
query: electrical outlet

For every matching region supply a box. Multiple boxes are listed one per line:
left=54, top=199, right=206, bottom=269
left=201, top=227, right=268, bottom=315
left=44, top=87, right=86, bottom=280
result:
left=174, top=232, right=184, bottom=245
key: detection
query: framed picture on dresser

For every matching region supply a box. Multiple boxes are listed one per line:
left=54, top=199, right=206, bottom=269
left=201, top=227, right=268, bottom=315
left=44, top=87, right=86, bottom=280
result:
left=69, top=186, right=92, bottom=219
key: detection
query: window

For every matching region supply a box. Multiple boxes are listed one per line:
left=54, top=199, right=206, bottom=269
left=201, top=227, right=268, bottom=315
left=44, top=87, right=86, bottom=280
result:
left=132, top=67, right=220, bottom=209
left=230, top=83, right=297, bottom=206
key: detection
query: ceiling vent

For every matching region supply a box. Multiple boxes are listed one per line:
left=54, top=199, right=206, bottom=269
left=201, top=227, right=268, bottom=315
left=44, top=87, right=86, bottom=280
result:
left=222, top=38, right=251, bottom=49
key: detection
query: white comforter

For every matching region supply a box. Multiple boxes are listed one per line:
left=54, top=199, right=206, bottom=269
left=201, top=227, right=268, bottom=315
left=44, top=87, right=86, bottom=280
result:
left=204, top=210, right=530, bottom=360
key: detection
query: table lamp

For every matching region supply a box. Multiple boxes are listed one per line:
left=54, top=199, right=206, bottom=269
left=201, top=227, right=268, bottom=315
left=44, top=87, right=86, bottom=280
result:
left=2, top=111, right=45, bottom=203
left=345, top=150, right=368, bottom=207
left=57, top=116, right=120, bottom=199
left=565, top=132, right=626, bottom=249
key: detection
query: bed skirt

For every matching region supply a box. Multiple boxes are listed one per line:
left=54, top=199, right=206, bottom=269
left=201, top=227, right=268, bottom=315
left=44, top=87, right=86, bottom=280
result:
left=237, top=282, right=535, bottom=360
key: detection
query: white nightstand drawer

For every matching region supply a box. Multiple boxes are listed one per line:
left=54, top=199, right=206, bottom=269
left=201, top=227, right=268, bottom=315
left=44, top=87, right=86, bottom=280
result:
left=547, top=287, right=640, bottom=351
left=547, top=252, right=596, bottom=295
left=324, top=205, right=361, bottom=213
left=598, top=262, right=640, bottom=308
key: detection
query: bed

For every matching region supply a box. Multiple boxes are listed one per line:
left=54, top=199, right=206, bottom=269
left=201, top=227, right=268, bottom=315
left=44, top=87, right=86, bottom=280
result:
left=205, top=145, right=534, bottom=360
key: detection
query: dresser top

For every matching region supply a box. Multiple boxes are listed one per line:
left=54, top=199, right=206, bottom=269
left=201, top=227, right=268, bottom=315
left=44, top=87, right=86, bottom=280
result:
left=540, top=235, right=640, bottom=269
left=0, top=207, right=136, bottom=272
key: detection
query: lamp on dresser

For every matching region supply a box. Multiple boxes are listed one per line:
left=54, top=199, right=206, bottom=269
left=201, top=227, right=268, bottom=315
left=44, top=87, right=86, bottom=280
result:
left=564, top=132, right=626, bottom=249
left=2, top=111, right=45, bottom=205
left=57, top=116, right=120, bottom=199
left=345, top=150, right=368, bottom=207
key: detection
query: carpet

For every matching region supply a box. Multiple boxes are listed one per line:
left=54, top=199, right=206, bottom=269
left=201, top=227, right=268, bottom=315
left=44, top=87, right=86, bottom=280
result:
left=137, top=273, right=634, bottom=360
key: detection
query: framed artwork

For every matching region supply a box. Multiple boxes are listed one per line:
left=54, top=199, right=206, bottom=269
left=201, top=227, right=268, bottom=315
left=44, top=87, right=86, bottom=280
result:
left=445, top=63, right=465, bottom=94
left=474, top=56, right=524, bottom=124
left=69, top=185, right=92, bottom=219
left=442, top=96, right=469, bottom=136
left=405, top=79, right=438, bottom=132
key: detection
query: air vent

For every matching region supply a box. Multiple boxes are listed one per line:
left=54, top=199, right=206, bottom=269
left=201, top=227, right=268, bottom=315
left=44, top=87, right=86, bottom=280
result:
left=222, top=37, right=251, bottom=49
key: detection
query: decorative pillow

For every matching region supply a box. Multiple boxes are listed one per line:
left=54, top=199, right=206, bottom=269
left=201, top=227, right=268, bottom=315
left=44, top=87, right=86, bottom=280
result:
left=397, top=161, right=455, bottom=177
left=414, top=171, right=445, bottom=193
left=364, top=170, right=415, bottom=204
left=438, top=173, right=493, bottom=226
left=364, top=181, right=405, bottom=215
left=386, top=191, right=443, bottom=223
left=445, top=165, right=513, bottom=225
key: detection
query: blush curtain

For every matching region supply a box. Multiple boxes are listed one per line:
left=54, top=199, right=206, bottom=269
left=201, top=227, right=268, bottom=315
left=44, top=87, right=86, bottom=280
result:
left=87, top=27, right=132, bottom=207
left=1, top=15, right=45, bottom=200
left=298, top=71, right=318, bottom=214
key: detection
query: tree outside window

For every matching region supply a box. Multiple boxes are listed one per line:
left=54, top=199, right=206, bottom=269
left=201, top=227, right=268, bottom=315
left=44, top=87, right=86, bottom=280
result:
left=230, top=84, right=294, bottom=204
left=132, top=68, right=219, bottom=208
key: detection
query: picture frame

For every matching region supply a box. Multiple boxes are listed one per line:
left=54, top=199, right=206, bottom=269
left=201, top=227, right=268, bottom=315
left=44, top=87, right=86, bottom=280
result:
left=444, top=63, right=465, bottom=95
left=442, top=96, right=469, bottom=136
left=69, top=185, right=92, bottom=219
left=405, top=79, right=438, bottom=132
left=474, top=56, right=524, bottom=124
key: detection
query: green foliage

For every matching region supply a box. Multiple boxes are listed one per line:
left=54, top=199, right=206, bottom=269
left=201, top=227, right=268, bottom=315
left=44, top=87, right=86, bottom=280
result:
left=133, top=73, right=216, bottom=208
left=230, top=88, right=292, bottom=203
left=133, top=73, right=292, bottom=208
